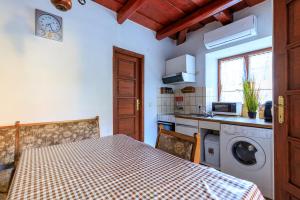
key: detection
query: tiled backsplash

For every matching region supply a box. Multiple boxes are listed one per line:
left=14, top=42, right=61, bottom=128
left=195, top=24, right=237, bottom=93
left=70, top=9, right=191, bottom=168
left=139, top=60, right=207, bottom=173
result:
left=205, top=87, right=218, bottom=112
left=157, top=90, right=174, bottom=115
left=157, top=87, right=218, bottom=115
left=174, top=87, right=205, bottom=114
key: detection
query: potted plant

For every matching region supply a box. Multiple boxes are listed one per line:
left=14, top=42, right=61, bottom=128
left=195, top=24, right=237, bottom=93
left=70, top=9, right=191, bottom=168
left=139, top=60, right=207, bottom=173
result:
left=243, top=80, right=259, bottom=119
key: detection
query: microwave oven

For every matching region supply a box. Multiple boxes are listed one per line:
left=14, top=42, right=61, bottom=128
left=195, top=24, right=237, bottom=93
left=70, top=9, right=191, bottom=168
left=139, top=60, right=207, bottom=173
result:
left=212, top=102, right=242, bottom=116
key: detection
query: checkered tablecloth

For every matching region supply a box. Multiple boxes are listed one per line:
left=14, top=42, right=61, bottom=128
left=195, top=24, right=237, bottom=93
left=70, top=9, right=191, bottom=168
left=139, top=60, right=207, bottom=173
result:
left=8, top=135, right=264, bottom=200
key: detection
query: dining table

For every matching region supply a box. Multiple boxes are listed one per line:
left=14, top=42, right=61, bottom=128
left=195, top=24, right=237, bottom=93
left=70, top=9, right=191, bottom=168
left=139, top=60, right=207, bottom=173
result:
left=7, top=134, right=264, bottom=200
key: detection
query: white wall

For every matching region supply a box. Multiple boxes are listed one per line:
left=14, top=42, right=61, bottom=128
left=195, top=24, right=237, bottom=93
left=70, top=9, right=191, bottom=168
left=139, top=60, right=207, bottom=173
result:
left=0, top=0, right=273, bottom=145
left=169, top=0, right=273, bottom=89
left=0, top=0, right=174, bottom=146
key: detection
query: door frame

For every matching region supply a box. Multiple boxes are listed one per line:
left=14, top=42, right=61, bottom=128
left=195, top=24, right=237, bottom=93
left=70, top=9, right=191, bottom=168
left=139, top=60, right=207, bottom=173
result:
left=113, top=46, right=144, bottom=142
left=274, top=0, right=300, bottom=199
left=273, top=1, right=286, bottom=198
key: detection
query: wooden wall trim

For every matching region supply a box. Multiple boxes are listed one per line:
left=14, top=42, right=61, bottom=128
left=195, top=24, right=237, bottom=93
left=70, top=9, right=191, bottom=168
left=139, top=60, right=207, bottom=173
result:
left=14, top=121, right=20, bottom=164
left=0, top=116, right=99, bottom=129
left=113, top=46, right=144, bottom=59
left=218, top=47, right=272, bottom=62
left=17, top=116, right=99, bottom=127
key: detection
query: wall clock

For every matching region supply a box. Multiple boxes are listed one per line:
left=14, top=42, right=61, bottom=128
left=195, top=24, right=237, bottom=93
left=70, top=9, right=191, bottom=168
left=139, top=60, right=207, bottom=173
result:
left=35, top=9, right=63, bottom=42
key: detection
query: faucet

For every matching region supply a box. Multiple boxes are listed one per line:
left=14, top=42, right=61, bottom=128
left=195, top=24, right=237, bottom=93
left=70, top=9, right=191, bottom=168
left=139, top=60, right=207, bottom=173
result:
left=198, top=105, right=214, bottom=118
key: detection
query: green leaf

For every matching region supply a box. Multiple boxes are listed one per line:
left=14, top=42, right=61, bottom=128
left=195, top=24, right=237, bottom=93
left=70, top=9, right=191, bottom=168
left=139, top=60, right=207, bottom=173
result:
left=243, top=80, right=259, bottom=112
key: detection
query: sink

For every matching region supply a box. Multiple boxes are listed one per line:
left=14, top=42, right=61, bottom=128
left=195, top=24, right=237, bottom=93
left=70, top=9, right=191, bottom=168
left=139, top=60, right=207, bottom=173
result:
left=189, top=113, right=214, bottom=118
left=175, top=113, right=215, bottom=118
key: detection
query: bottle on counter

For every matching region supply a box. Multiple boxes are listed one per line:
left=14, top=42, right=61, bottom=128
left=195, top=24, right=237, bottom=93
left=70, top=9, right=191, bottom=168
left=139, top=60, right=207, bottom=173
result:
left=242, top=104, right=248, bottom=118
left=259, top=104, right=265, bottom=119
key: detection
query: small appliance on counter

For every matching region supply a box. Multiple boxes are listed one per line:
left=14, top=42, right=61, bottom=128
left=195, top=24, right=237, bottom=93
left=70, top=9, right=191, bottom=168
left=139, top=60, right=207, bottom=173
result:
left=264, top=101, right=273, bottom=122
left=212, top=102, right=242, bottom=116
left=157, top=115, right=175, bottom=131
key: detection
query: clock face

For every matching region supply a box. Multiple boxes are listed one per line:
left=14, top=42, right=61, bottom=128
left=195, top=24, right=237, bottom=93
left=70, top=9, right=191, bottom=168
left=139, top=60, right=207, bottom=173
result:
left=35, top=9, right=63, bottom=42
left=38, top=15, right=61, bottom=33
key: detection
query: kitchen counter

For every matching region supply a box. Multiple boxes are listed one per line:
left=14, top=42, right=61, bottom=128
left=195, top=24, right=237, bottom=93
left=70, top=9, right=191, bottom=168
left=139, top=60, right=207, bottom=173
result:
left=175, top=114, right=273, bottom=129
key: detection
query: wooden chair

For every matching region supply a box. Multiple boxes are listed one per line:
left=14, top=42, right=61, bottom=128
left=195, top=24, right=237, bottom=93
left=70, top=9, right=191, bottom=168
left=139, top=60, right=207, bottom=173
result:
left=156, top=125, right=201, bottom=163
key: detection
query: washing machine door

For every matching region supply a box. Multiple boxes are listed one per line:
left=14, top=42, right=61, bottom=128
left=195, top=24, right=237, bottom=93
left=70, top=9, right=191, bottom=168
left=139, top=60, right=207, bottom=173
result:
left=227, top=136, right=266, bottom=171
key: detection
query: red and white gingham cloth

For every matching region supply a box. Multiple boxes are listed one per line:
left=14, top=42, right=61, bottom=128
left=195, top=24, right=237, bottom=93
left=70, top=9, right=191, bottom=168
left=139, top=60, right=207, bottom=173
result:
left=8, top=135, right=265, bottom=200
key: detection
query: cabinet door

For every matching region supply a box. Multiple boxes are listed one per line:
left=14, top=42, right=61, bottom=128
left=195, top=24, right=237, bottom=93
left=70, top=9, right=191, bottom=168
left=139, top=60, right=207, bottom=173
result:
left=175, top=124, right=198, bottom=136
left=198, top=121, right=220, bottom=131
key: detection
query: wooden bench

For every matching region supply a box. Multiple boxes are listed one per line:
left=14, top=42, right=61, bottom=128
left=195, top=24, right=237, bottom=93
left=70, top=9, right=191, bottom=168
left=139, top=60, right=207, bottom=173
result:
left=0, top=116, right=100, bottom=198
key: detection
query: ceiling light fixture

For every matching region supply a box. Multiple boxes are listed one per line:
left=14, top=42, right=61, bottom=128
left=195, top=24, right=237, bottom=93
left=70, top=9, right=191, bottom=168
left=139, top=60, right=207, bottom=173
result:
left=51, top=0, right=86, bottom=12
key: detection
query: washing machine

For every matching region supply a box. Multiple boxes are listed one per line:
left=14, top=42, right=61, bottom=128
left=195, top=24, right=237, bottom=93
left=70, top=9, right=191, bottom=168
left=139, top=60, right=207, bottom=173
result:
left=220, top=124, right=273, bottom=199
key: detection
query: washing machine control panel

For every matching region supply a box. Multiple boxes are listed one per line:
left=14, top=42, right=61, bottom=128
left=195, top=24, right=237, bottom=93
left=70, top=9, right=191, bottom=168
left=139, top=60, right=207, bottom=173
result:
left=221, top=124, right=273, bottom=139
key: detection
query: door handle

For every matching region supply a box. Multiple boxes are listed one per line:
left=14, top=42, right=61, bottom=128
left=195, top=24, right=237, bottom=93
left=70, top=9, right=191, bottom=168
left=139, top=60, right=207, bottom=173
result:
left=278, top=96, right=284, bottom=124
left=136, top=99, right=140, bottom=111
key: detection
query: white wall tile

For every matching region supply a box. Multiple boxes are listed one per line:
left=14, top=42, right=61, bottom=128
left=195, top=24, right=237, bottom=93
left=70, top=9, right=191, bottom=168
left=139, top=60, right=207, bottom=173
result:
left=190, top=106, right=197, bottom=113
left=190, top=96, right=196, bottom=106
left=157, top=106, right=162, bottom=115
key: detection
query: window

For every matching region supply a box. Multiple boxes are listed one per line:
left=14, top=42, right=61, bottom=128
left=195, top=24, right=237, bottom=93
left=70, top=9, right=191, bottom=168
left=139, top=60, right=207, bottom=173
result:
left=218, top=48, right=272, bottom=104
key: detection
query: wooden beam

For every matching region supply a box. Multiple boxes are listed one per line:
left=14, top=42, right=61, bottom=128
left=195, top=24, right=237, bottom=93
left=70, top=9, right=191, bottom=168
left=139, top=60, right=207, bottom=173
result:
left=117, top=0, right=147, bottom=24
left=177, top=29, right=188, bottom=45
left=156, top=0, right=242, bottom=40
left=244, top=0, right=264, bottom=7
left=169, top=34, right=177, bottom=40
left=214, top=10, right=233, bottom=25
left=188, top=22, right=204, bottom=32
left=190, top=0, right=211, bottom=7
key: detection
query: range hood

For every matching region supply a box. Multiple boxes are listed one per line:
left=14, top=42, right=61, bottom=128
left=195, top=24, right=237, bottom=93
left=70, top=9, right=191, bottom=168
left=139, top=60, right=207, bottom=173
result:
left=162, top=72, right=195, bottom=84
left=162, top=54, right=196, bottom=84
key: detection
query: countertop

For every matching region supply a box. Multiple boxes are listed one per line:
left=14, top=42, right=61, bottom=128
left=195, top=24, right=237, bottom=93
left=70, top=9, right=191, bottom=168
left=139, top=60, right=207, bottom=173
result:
left=175, top=114, right=273, bottom=129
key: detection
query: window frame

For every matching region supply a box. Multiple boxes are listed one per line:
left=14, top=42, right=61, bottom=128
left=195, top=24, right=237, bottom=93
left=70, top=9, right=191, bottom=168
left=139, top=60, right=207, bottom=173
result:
left=218, top=47, right=273, bottom=102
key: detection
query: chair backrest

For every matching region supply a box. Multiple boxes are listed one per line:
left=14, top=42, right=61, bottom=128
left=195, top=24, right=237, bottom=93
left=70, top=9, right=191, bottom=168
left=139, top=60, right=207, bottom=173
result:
left=156, top=125, right=200, bottom=163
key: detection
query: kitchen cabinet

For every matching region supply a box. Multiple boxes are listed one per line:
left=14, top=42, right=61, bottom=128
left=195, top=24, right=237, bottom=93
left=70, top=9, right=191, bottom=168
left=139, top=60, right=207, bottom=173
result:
left=175, top=117, right=220, bottom=166
left=175, top=118, right=198, bottom=137
left=198, top=120, right=220, bottom=131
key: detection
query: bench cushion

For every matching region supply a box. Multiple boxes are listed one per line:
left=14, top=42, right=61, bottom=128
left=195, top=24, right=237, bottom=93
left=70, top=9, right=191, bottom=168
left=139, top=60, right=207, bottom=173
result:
left=19, top=118, right=100, bottom=152
left=0, top=127, right=16, bottom=166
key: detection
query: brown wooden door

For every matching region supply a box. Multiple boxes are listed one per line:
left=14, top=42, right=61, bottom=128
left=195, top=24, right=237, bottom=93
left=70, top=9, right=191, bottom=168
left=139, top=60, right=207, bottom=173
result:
left=113, top=47, right=144, bottom=141
left=274, top=0, right=300, bottom=199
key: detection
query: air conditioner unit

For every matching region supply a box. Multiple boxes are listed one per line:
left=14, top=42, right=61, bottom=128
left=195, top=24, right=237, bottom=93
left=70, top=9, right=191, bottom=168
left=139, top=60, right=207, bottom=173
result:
left=204, top=15, right=257, bottom=49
